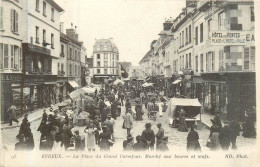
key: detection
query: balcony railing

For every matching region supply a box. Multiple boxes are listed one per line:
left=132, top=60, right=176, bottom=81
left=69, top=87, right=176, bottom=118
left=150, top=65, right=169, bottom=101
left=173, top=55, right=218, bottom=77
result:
left=27, top=68, right=52, bottom=75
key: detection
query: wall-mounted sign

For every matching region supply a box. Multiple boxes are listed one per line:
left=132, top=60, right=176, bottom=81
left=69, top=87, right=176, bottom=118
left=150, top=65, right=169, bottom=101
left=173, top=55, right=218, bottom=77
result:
left=210, top=31, right=255, bottom=45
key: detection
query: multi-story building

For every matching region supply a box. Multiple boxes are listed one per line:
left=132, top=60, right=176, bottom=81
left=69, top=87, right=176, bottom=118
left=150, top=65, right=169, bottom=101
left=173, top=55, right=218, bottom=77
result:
left=64, top=25, right=82, bottom=93
left=119, top=61, right=132, bottom=78
left=1, top=0, right=64, bottom=121
left=129, top=66, right=140, bottom=80
left=139, top=0, right=255, bottom=121
left=93, top=38, right=119, bottom=83
left=0, top=0, right=23, bottom=121
left=85, top=57, right=93, bottom=85
left=192, top=0, right=255, bottom=120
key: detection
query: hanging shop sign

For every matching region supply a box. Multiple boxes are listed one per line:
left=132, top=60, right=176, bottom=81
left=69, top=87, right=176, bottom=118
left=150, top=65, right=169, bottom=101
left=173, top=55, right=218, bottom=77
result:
left=210, top=31, right=255, bottom=45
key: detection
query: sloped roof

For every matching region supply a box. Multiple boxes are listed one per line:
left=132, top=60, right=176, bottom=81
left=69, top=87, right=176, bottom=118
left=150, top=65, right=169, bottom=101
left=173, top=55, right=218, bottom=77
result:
left=119, top=62, right=132, bottom=69
left=139, top=50, right=152, bottom=64
left=94, top=39, right=118, bottom=53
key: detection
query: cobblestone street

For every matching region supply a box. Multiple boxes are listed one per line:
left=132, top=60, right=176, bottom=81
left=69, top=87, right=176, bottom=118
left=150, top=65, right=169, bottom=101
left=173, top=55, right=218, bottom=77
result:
left=1, top=104, right=256, bottom=152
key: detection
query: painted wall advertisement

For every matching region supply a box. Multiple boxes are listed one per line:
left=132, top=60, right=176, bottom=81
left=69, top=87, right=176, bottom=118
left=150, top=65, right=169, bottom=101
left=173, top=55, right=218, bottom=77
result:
left=210, top=31, right=255, bottom=45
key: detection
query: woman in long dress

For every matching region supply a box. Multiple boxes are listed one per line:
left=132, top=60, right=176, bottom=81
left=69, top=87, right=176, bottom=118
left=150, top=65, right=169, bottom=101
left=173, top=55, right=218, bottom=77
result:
left=84, top=121, right=97, bottom=151
left=209, top=119, right=220, bottom=150
left=178, top=109, right=188, bottom=132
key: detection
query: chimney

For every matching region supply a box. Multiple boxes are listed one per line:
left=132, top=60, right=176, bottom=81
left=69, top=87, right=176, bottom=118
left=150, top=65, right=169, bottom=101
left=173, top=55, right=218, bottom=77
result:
left=75, top=26, right=77, bottom=33
left=60, top=22, right=64, bottom=33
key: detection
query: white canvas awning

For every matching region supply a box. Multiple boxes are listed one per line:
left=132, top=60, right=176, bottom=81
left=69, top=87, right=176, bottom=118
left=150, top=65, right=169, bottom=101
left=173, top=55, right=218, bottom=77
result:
left=68, top=81, right=79, bottom=88
left=170, top=98, right=202, bottom=107
left=172, top=79, right=182, bottom=84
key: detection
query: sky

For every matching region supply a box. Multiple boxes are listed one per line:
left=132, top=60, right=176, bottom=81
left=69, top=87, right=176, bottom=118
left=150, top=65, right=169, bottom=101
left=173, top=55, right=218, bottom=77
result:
left=55, top=0, right=186, bottom=66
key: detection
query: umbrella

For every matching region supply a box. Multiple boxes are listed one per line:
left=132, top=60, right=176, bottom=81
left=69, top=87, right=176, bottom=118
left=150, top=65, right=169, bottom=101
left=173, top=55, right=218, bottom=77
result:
left=82, top=87, right=96, bottom=94
left=113, top=79, right=125, bottom=85
left=69, top=88, right=86, bottom=99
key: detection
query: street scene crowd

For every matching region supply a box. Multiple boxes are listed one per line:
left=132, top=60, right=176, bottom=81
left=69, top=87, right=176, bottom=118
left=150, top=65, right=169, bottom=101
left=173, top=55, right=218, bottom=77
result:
left=6, top=80, right=256, bottom=152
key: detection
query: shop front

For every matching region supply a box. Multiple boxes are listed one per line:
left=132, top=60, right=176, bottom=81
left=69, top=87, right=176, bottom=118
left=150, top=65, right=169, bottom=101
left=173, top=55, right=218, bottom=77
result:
left=201, top=72, right=255, bottom=121
left=1, top=73, right=23, bottom=122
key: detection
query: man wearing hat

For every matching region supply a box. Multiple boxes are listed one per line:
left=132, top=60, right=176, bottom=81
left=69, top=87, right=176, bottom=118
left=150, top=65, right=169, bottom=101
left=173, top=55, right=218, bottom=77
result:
left=158, top=136, right=169, bottom=151
left=155, top=123, right=164, bottom=150
left=219, top=121, right=231, bottom=151
left=141, top=123, right=155, bottom=150
left=93, top=115, right=101, bottom=145
left=125, top=136, right=134, bottom=151
left=133, top=135, right=147, bottom=151
left=103, top=114, right=115, bottom=141
left=123, top=108, right=134, bottom=135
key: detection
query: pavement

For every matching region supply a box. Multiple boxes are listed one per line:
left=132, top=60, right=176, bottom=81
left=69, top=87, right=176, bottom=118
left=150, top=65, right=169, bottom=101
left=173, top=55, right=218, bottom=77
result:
left=0, top=105, right=59, bottom=130
left=1, top=101, right=257, bottom=151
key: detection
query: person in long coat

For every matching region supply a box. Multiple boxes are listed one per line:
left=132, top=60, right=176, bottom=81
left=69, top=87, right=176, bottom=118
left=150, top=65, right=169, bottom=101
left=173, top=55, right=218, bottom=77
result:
left=135, top=100, right=143, bottom=121
left=124, top=136, right=134, bottom=151
left=8, top=104, right=19, bottom=126
left=99, top=126, right=112, bottom=151
left=219, top=121, right=231, bottom=151
left=242, top=109, right=256, bottom=138
left=178, top=109, right=188, bottom=132
left=123, top=109, right=133, bottom=135
left=61, top=124, right=73, bottom=151
left=133, top=135, right=147, bottom=151
left=99, top=99, right=106, bottom=121
left=229, top=118, right=241, bottom=150
left=111, top=101, right=117, bottom=120
left=155, top=123, right=164, bottom=150
left=209, top=120, right=220, bottom=150
left=141, top=123, right=155, bottom=150
left=125, top=98, right=131, bottom=111
left=187, top=126, right=201, bottom=151
left=157, top=137, right=169, bottom=152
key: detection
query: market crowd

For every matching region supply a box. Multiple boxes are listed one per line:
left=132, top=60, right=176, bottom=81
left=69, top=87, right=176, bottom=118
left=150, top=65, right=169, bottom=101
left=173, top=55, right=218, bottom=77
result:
left=12, top=81, right=256, bottom=152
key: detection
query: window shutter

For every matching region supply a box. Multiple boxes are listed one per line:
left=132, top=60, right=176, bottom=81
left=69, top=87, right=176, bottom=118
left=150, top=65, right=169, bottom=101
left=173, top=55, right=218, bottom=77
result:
left=20, top=47, right=22, bottom=70
left=10, top=9, right=13, bottom=32
left=0, top=7, right=3, bottom=29
left=15, top=11, right=18, bottom=33
left=11, top=45, right=14, bottom=68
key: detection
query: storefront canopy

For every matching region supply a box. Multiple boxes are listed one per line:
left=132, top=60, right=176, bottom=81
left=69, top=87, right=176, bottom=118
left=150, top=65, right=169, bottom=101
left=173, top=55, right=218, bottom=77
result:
left=172, top=79, right=182, bottom=84
left=68, top=81, right=79, bottom=88
left=170, top=98, right=201, bottom=107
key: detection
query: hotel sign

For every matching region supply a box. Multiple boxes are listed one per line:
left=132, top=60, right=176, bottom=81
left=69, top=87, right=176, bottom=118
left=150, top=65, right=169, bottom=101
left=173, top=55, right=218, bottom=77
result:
left=210, top=31, right=255, bottom=45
